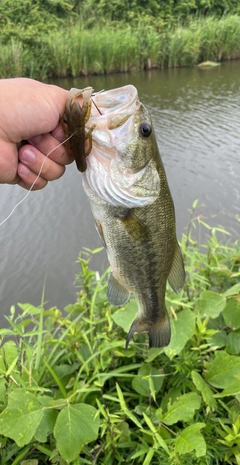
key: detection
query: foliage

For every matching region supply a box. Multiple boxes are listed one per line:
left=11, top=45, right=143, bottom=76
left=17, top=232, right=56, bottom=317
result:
left=1, top=14, right=240, bottom=79
left=0, top=0, right=240, bottom=78
left=0, top=0, right=239, bottom=36
left=0, top=0, right=73, bottom=44
left=0, top=210, right=239, bottom=464
left=43, top=0, right=240, bottom=24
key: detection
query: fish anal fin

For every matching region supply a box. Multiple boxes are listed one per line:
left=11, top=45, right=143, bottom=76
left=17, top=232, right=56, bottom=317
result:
left=126, top=312, right=171, bottom=349
left=168, top=242, right=185, bottom=293
left=117, top=211, right=151, bottom=242
left=107, top=272, right=130, bottom=307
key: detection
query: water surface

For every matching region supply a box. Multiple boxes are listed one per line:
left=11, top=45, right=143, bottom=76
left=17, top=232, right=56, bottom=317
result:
left=0, top=61, right=239, bottom=320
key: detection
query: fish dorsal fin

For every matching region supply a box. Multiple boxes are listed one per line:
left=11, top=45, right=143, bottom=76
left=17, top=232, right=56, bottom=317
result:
left=107, top=272, right=130, bottom=306
left=168, top=242, right=185, bottom=293
left=118, top=211, right=151, bottom=242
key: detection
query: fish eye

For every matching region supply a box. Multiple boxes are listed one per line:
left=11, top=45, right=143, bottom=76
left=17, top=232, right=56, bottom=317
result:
left=139, top=122, right=152, bottom=138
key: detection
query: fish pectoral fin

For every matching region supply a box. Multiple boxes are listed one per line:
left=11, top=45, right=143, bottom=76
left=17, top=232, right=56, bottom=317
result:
left=126, top=312, right=171, bottom=349
left=107, top=272, right=130, bottom=307
left=168, top=242, right=185, bottom=293
left=117, top=211, right=151, bottom=242
left=94, top=219, right=106, bottom=247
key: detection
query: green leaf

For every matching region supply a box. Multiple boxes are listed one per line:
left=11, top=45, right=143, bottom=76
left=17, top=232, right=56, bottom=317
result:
left=124, top=408, right=142, bottom=428
left=131, top=448, right=148, bottom=460
left=143, top=448, right=155, bottom=465
left=0, top=340, right=19, bottom=374
left=223, top=283, right=240, bottom=297
left=155, top=432, right=170, bottom=454
left=112, top=300, right=138, bottom=333
left=0, top=378, right=6, bottom=403
left=54, top=404, right=99, bottom=462
left=21, top=460, right=38, bottom=465
left=34, top=409, right=58, bottom=442
left=164, top=309, right=195, bottom=359
left=195, top=291, right=226, bottom=319
left=191, top=371, right=217, bottom=409
left=132, top=363, right=163, bottom=397
left=0, top=390, right=43, bottom=447
left=205, top=351, right=240, bottom=389
left=117, top=421, right=131, bottom=443
left=143, top=412, right=157, bottom=433
left=0, top=329, right=14, bottom=336
left=2, top=340, right=18, bottom=365
left=145, top=348, right=162, bottom=362
left=207, top=330, right=226, bottom=348
left=223, top=299, right=240, bottom=329
left=162, top=392, right=201, bottom=425
left=0, top=341, right=19, bottom=376
left=226, top=330, right=240, bottom=355
left=214, top=380, right=240, bottom=397
left=174, top=422, right=206, bottom=457
left=17, top=303, right=41, bottom=315
left=116, top=382, right=126, bottom=410
left=38, top=396, right=66, bottom=410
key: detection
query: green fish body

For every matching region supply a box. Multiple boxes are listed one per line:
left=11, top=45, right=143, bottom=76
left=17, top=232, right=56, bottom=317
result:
left=82, top=85, right=185, bottom=348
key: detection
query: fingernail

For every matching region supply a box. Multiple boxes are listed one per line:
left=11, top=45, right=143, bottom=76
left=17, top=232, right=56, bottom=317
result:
left=21, top=148, right=36, bottom=163
left=19, top=164, right=30, bottom=176
left=28, top=135, right=43, bottom=145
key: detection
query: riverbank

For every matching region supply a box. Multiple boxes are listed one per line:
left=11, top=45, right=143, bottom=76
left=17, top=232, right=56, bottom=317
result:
left=1, top=15, right=240, bottom=80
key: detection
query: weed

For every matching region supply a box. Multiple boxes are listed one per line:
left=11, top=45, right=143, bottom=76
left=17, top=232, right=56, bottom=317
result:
left=0, top=208, right=239, bottom=464
left=1, top=16, right=240, bottom=78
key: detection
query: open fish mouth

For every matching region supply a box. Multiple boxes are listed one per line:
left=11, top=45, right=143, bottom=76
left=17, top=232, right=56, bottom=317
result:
left=82, top=84, right=160, bottom=209
left=86, top=85, right=141, bottom=147
left=91, top=85, right=140, bottom=118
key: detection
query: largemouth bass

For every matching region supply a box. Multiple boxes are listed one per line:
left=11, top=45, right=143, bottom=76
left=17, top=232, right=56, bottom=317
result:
left=65, top=85, right=185, bottom=348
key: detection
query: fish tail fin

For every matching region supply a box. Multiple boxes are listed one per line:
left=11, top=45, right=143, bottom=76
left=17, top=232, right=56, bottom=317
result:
left=126, top=312, right=171, bottom=349
left=148, top=314, right=171, bottom=348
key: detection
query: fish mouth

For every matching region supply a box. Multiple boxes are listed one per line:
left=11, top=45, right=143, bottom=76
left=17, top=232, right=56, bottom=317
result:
left=86, top=85, right=141, bottom=149
left=91, top=85, right=140, bottom=118
left=83, top=85, right=141, bottom=162
left=82, top=84, right=160, bottom=209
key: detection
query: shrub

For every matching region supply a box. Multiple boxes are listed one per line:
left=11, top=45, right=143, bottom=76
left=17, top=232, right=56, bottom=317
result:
left=0, top=210, right=239, bottom=464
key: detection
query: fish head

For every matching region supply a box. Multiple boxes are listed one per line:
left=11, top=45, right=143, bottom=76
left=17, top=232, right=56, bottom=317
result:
left=83, top=85, right=161, bottom=209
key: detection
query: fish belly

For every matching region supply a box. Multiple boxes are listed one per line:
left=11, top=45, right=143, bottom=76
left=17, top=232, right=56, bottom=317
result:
left=90, top=194, right=176, bottom=348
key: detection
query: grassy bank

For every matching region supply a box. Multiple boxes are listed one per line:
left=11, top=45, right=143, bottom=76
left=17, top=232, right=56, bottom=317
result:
left=0, top=212, right=239, bottom=464
left=1, top=15, right=240, bottom=80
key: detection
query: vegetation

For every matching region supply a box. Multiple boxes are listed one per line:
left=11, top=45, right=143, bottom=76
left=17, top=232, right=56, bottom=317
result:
left=0, top=0, right=240, bottom=78
left=0, top=206, right=239, bottom=464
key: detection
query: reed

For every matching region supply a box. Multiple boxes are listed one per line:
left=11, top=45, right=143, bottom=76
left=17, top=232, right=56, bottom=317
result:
left=195, top=15, right=240, bottom=62
left=167, top=26, right=201, bottom=67
left=0, top=39, right=24, bottom=78
left=1, top=15, right=240, bottom=79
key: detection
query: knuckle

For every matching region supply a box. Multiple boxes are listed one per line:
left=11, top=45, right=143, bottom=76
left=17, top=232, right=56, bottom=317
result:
left=43, top=164, right=65, bottom=181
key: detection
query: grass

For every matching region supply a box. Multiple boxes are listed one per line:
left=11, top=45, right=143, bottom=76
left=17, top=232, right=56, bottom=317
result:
left=1, top=15, right=240, bottom=79
left=0, top=206, right=239, bottom=464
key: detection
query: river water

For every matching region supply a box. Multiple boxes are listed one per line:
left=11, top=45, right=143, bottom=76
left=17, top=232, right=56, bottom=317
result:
left=0, top=61, right=239, bottom=320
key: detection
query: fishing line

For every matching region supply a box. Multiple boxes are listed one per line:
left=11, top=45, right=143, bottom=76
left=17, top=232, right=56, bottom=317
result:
left=0, top=90, right=105, bottom=227
left=0, top=133, right=74, bottom=227
left=91, top=90, right=105, bottom=115
left=91, top=97, right=103, bottom=115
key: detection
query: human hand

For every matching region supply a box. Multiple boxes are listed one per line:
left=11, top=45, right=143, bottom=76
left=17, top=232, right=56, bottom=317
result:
left=0, top=78, right=74, bottom=190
